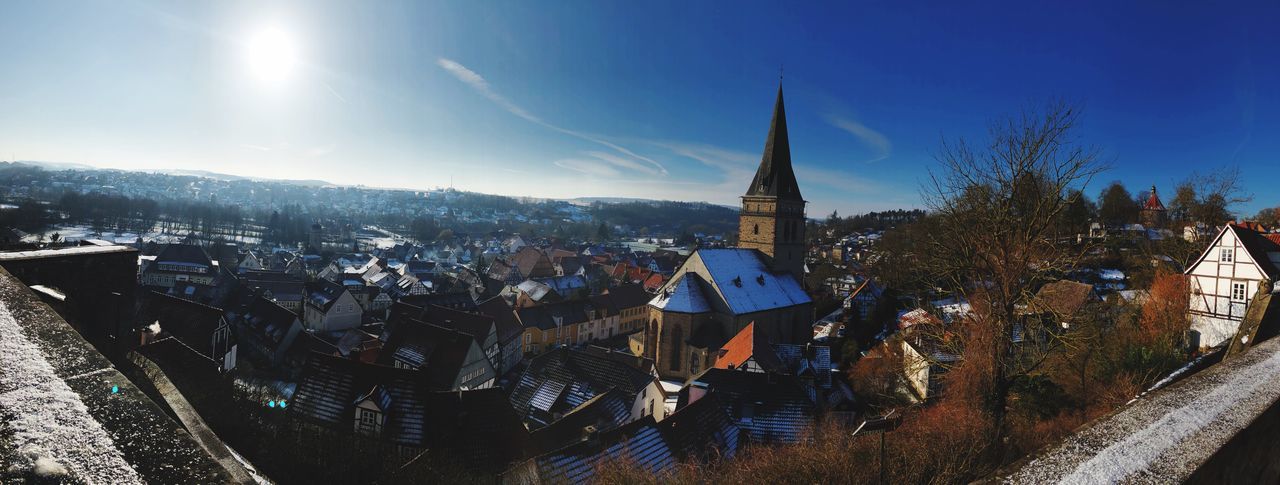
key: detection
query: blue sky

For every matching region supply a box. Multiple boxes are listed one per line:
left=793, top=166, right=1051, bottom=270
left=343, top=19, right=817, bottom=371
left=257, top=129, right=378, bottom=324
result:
left=1, top=1, right=1277, bottom=216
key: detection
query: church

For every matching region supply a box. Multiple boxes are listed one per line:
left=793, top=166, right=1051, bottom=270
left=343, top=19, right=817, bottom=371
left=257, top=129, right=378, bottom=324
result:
left=642, top=85, right=815, bottom=381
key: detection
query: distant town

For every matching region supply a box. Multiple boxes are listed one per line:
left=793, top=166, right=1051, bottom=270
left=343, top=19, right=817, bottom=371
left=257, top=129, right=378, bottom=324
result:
left=2, top=90, right=1277, bottom=484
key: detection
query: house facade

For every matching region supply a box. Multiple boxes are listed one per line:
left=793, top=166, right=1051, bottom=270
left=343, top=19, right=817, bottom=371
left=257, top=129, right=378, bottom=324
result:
left=1185, top=224, right=1280, bottom=348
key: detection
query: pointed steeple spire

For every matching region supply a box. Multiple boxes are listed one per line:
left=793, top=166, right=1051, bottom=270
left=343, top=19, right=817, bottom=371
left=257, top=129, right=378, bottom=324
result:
left=745, top=84, right=803, bottom=201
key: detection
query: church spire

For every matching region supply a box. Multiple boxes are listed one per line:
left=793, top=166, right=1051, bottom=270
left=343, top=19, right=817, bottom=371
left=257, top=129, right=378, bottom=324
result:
left=745, top=84, right=804, bottom=201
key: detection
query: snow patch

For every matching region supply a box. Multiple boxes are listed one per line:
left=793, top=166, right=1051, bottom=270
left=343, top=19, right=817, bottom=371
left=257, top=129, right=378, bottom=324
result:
left=1061, top=342, right=1280, bottom=483
left=0, top=302, right=144, bottom=484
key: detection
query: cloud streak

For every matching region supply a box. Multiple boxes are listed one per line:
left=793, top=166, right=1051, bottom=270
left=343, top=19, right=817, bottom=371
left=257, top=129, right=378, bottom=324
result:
left=554, top=158, right=621, bottom=177
left=827, top=115, right=892, bottom=163
left=436, top=58, right=667, bottom=176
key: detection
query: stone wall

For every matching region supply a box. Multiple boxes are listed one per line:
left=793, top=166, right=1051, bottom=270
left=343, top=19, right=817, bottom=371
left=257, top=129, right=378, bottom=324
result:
left=0, top=245, right=138, bottom=351
left=0, top=265, right=233, bottom=483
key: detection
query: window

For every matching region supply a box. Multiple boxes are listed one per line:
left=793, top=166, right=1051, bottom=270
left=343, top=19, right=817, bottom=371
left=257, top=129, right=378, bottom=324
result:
left=524, top=333, right=532, bottom=344
left=1221, top=248, right=1234, bottom=263
left=669, top=325, right=683, bottom=372
left=1232, top=282, right=1248, bottom=302
left=752, top=224, right=759, bottom=235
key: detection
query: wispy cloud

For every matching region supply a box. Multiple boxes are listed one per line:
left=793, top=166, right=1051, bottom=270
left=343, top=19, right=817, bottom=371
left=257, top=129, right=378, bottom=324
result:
left=437, top=58, right=667, bottom=176
left=554, top=158, right=621, bottom=177
left=240, top=144, right=272, bottom=152
left=323, top=82, right=348, bottom=104
left=827, top=115, right=892, bottom=163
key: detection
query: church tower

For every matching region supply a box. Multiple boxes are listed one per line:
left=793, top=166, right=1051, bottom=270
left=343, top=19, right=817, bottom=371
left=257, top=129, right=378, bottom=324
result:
left=738, top=84, right=806, bottom=280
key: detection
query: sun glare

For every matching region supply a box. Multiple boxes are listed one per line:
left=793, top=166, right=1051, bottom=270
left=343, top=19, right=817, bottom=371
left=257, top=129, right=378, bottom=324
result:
left=245, top=27, right=298, bottom=84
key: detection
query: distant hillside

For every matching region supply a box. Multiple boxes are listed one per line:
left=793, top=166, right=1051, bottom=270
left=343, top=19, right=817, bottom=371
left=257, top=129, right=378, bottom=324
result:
left=587, top=200, right=739, bottom=235
left=158, top=169, right=333, bottom=187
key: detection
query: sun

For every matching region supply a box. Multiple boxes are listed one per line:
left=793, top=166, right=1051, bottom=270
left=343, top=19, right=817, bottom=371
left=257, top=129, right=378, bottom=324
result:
left=244, top=27, right=298, bottom=84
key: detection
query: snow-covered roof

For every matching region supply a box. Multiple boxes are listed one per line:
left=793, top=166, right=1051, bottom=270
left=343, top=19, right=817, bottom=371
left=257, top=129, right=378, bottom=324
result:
left=649, top=275, right=711, bottom=313
left=691, top=249, right=810, bottom=315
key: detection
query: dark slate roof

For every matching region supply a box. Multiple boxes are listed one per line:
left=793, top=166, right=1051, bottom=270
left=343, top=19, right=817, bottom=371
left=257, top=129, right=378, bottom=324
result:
left=686, top=368, right=815, bottom=444
left=509, top=348, right=656, bottom=428
left=400, top=291, right=478, bottom=312
left=529, top=388, right=634, bottom=455
left=389, top=301, right=496, bottom=346
left=153, top=243, right=215, bottom=267
left=138, top=291, right=227, bottom=361
left=605, top=283, right=653, bottom=310
left=771, top=343, right=833, bottom=390
left=289, top=353, right=527, bottom=472
left=527, top=416, right=675, bottom=484
left=305, top=279, right=348, bottom=312
left=477, top=295, right=522, bottom=343
left=382, top=306, right=483, bottom=390
left=581, top=345, right=657, bottom=376
left=1231, top=224, right=1280, bottom=279
left=514, top=299, right=602, bottom=331
left=236, top=295, right=300, bottom=346
left=240, top=270, right=305, bottom=300
left=744, top=85, right=803, bottom=201
left=659, top=393, right=740, bottom=463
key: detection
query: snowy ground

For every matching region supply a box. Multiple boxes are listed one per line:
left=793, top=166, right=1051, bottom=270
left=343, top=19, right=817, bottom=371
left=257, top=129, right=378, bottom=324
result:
left=0, top=301, right=144, bottom=484
left=23, top=224, right=263, bottom=245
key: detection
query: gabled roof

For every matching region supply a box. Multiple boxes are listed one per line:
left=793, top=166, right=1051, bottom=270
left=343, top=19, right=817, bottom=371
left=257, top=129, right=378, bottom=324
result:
left=659, top=393, right=740, bottom=463
left=290, top=353, right=527, bottom=471
left=509, top=348, right=657, bottom=428
left=528, top=388, right=634, bottom=455
left=744, top=85, right=803, bottom=201
left=669, top=249, right=810, bottom=315
left=1026, top=280, right=1098, bottom=318
left=514, top=299, right=602, bottom=330
left=685, top=368, right=815, bottom=444
left=1187, top=224, right=1280, bottom=281
left=382, top=307, right=487, bottom=390
left=512, top=246, right=556, bottom=279
left=153, top=243, right=214, bottom=267
left=138, top=291, right=227, bottom=361
left=713, top=322, right=785, bottom=372
left=525, top=416, right=675, bottom=484
left=477, top=296, right=522, bottom=343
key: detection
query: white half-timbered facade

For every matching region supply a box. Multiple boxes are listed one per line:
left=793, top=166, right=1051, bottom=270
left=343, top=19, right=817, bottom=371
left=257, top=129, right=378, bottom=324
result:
left=1185, top=224, right=1280, bottom=348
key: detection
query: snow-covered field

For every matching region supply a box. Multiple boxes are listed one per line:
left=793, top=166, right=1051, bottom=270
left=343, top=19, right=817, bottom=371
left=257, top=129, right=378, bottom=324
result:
left=23, top=224, right=262, bottom=245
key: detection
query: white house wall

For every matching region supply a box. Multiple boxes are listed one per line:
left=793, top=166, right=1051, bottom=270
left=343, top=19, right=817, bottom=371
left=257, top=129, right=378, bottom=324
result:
left=1186, top=227, right=1268, bottom=348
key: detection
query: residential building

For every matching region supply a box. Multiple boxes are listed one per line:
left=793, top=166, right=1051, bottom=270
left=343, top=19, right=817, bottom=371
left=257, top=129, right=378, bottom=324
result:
left=303, top=279, right=363, bottom=332
left=1185, top=223, right=1280, bottom=348
left=140, top=243, right=219, bottom=288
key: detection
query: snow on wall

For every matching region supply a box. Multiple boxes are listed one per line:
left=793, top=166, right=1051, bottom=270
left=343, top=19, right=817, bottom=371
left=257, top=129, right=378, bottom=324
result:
left=1061, top=345, right=1280, bottom=483
left=0, top=302, right=144, bottom=484
left=1003, top=331, right=1280, bottom=483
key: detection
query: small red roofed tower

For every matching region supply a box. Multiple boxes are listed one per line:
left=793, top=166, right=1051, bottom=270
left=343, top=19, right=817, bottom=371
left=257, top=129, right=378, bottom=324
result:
left=1140, top=184, right=1167, bottom=227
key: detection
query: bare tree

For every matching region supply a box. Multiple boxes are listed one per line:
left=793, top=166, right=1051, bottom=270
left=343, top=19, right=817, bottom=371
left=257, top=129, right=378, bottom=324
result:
left=921, top=101, right=1105, bottom=441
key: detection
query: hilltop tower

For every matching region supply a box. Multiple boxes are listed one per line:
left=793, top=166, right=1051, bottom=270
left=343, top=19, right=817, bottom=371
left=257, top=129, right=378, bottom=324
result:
left=738, top=84, right=807, bottom=281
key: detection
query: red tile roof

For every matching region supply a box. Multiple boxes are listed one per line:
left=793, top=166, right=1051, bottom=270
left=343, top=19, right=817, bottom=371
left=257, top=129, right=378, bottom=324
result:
left=1143, top=188, right=1165, bottom=211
